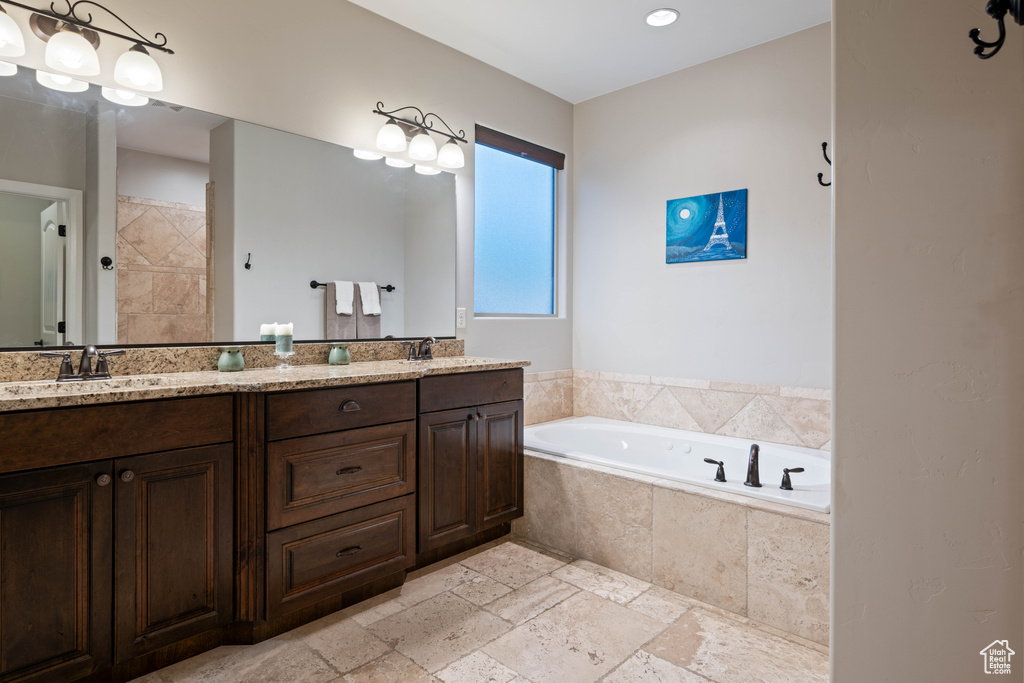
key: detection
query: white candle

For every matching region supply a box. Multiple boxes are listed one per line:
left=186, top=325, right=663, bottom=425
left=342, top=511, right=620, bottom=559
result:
left=260, top=322, right=277, bottom=336
left=276, top=322, right=293, bottom=336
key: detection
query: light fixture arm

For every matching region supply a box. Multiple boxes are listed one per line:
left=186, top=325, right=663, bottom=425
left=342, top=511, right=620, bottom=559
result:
left=373, top=102, right=467, bottom=144
left=0, top=0, right=172, bottom=53
left=969, top=0, right=1022, bottom=59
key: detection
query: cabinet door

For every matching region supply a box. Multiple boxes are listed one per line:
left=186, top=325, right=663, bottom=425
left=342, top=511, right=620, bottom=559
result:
left=114, top=445, right=233, bottom=662
left=476, top=400, right=524, bottom=530
left=418, top=408, right=476, bottom=552
left=0, top=462, right=112, bottom=683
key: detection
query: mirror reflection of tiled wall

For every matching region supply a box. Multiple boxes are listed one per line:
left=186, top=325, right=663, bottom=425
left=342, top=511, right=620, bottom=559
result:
left=116, top=195, right=210, bottom=344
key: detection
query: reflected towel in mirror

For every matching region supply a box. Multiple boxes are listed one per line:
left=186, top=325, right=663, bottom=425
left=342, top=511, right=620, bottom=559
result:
left=334, top=280, right=354, bottom=315
left=324, top=282, right=357, bottom=339
left=357, top=282, right=381, bottom=316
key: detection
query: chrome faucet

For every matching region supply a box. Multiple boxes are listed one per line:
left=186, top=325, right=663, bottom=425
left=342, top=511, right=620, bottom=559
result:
left=744, top=444, right=762, bottom=488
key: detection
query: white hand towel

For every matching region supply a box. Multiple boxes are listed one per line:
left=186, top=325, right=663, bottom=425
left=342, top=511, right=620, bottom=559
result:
left=334, top=281, right=354, bottom=315
left=357, top=282, right=381, bottom=316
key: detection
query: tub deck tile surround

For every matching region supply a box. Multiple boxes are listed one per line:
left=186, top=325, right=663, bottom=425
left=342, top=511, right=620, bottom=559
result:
left=133, top=538, right=828, bottom=683
left=529, top=369, right=831, bottom=450
left=514, top=450, right=831, bottom=646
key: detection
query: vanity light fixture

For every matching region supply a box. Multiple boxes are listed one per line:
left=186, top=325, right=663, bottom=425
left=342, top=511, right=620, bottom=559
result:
left=44, top=22, right=99, bottom=75
left=0, top=59, right=15, bottom=75
left=385, top=157, right=413, bottom=168
left=372, top=102, right=467, bottom=169
left=101, top=86, right=146, bottom=106
left=0, top=5, right=25, bottom=56
left=0, top=0, right=171, bottom=88
left=36, top=68, right=86, bottom=91
left=645, top=8, right=679, bottom=27
left=414, top=165, right=441, bottom=175
left=353, top=149, right=384, bottom=161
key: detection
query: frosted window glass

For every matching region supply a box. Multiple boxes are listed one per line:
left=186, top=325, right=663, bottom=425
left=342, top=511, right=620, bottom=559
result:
left=474, top=143, right=555, bottom=314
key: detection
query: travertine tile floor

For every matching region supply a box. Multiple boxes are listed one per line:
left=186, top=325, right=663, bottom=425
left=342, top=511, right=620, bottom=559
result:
left=135, top=537, right=828, bottom=683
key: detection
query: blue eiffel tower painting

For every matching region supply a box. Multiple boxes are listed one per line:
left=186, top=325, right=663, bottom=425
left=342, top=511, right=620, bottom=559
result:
left=666, top=189, right=747, bottom=263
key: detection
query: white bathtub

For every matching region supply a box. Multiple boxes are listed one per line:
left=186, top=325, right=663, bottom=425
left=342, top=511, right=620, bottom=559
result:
left=524, top=417, right=830, bottom=513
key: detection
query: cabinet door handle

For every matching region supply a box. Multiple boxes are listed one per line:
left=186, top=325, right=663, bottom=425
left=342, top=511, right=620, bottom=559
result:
left=120, top=470, right=135, bottom=483
left=96, top=473, right=112, bottom=487
left=336, top=466, right=363, bottom=476
left=336, top=545, right=363, bottom=557
left=339, top=399, right=361, bottom=412
left=468, top=413, right=479, bottom=422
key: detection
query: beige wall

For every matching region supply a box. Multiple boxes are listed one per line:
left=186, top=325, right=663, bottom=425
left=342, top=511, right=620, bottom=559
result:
left=0, top=0, right=574, bottom=370
left=573, top=24, right=832, bottom=388
left=833, top=1, right=1024, bottom=680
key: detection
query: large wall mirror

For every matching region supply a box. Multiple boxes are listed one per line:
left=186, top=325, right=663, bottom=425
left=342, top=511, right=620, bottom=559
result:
left=0, top=68, right=457, bottom=350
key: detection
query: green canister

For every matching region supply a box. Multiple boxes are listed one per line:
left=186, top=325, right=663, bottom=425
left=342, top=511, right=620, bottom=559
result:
left=329, top=342, right=351, bottom=365
left=217, top=346, right=245, bottom=372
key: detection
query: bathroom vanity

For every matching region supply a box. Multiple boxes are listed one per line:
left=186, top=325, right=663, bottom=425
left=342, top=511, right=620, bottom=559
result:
left=0, top=360, right=525, bottom=683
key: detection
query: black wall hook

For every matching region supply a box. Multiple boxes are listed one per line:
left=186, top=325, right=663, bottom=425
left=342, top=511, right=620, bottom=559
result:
left=970, top=0, right=1023, bottom=59
left=244, top=253, right=251, bottom=270
left=817, top=142, right=832, bottom=187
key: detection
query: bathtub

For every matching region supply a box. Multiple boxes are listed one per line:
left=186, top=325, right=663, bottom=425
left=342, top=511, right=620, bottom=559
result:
left=524, top=416, right=830, bottom=513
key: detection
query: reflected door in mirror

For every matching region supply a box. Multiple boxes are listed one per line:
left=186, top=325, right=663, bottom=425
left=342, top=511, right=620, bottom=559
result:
left=40, top=202, right=65, bottom=346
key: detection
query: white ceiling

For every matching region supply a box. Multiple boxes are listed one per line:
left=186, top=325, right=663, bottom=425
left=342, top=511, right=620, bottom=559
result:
left=348, top=0, right=830, bottom=103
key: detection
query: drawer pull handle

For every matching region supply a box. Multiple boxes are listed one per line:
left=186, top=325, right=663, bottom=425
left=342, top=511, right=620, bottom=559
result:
left=340, top=399, right=361, bottom=412
left=336, top=466, right=363, bottom=476
left=336, top=545, right=363, bottom=557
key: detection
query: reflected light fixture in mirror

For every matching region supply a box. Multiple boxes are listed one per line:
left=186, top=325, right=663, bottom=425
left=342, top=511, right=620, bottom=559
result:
left=353, top=149, right=383, bottom=160
left=408, top=131, right=437, bottom=161
left=415, top=165, right=441, bottom=175
left=0, top=60, right=15, bottom=76
left=376, top=119, right=407, bottom=152
left=645, top=8, right=679, bottom=26
left=36, top=69, right=87, bottom=91
left=101, top=86, right=147, bottom=106
left=385, top=157, right=413, bottom=168
left=0, top=6, right=25, bottom=56
left=114, top=45, right=163, bottom=92
left=44, top=24, right=100, bottom=76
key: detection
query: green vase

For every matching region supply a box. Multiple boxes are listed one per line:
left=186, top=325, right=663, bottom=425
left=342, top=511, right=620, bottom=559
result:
left=329, top=342, right=351, bottom=365
left=217, top=347, right=244, bottom=372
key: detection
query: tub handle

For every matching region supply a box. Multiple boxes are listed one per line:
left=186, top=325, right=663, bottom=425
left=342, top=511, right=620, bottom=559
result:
left=780, top=467, right=805, bottom=491
left=703, top=458, right=727, bottom=483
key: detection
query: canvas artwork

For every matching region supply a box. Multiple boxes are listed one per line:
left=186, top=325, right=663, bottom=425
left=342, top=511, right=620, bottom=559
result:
left=666, top=189, right=747, bottom=263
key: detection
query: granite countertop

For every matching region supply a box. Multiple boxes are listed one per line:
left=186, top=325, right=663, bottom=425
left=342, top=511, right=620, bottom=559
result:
left=0, top=357, right=530, bottom=412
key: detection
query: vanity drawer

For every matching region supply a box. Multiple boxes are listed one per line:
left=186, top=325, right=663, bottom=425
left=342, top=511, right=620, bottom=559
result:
left=419, top=369, right=523, bottom=413
left=265, top=495, right=415, bottom=620
left=266, top=381, right=416, bottom=441
left=0, top=396, right=234, bottom=473
left=267, top=421, right=416, bottom=530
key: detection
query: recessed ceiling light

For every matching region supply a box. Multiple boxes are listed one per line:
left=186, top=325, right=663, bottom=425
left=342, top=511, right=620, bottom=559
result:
left=645, top=8, right=679, bottom=27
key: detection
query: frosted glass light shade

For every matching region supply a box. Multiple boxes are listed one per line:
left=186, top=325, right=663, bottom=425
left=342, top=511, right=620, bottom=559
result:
left=102, top=87, right=148, bottom=106
left=0, top=9, right=25, bottom=58
left=0, top=60, right=16, bottom=77
left=45, top=27, right=100, bottom=76
left=415, top=165, right=441, bottom=176
left=437, top=141, right=465, bottom=169
left=114, top=45, right=163, bottom=92
left=385, top=157, right=412, bottom=168
left=36, top=70, right=88, bottom=92
left=353, top=149, right=383, bottom=161
left=376, top=121, right=407, bottom=152
left=408, top=132, right=437, bottom=161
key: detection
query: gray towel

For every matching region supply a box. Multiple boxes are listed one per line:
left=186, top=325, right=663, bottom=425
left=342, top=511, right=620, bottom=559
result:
left=355, top=283, right=381, bottom=339
left=324, top=282, right=357, bottom=339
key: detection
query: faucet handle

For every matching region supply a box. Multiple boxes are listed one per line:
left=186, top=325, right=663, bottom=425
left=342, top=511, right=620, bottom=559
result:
left=93, top=350, right=124, bottom=380
left=780, top=467, right=805, bottom=491
left=400, top=341, right=417, bottom=361
left=39, top=351, right=78, bottom=381
left=703, top=458, right=727, bottom=483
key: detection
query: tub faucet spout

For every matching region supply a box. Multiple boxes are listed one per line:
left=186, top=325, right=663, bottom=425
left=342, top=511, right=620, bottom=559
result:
left=744, top=444, right=762, bottom=488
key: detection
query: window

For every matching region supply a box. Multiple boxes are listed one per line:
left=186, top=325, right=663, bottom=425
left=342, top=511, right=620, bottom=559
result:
left=474, top=125, right=564, bottom=315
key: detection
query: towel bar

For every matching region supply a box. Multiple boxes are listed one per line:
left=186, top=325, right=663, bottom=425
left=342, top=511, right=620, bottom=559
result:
left=311, top=280, right=396, bottom=292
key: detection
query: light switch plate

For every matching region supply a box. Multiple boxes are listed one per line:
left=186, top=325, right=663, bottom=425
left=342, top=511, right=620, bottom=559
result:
left=456, top=308, right=467, bottom=328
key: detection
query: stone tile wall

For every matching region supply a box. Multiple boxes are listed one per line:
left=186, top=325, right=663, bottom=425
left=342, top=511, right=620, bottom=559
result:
left=523, top=370, right=573, bottom=425
left=512, top=452, right=830, bottom=645
left=116, top=195, right=209, bottom=344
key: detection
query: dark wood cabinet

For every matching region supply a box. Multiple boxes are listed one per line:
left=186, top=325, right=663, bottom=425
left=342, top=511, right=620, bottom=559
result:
left=417, top=369, right=524, bottom=554
left=0, top=462, right=112, bottom=683
left=114, top=445, right=234, bottom=663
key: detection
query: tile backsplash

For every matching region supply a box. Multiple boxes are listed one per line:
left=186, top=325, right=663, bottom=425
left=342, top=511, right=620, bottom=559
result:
left=525, top=369, right=831, bottom=451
